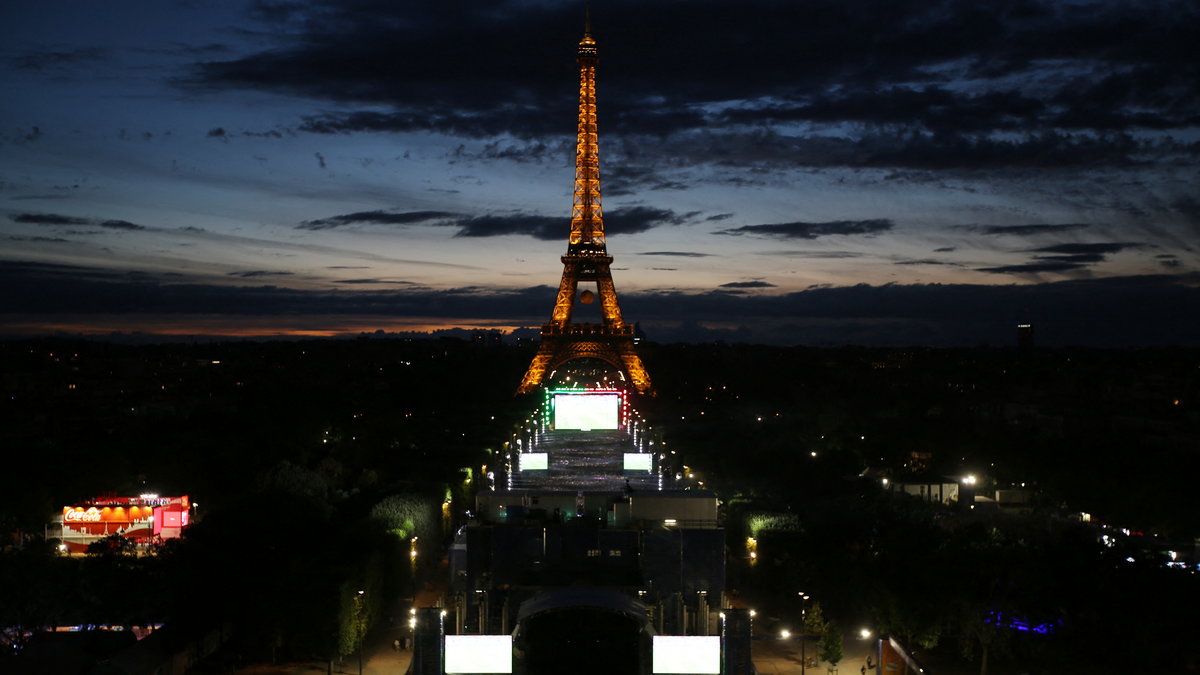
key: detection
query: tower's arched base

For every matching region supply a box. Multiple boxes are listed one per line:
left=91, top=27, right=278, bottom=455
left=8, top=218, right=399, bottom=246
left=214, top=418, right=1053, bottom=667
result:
left=513, top=589, right=651, bottom=675
left=517, top=324, right=652, bottom=395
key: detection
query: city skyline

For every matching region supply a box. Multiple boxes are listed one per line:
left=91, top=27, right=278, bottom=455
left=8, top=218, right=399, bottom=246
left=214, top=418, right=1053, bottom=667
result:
left=2, top=0, right=1198, bottom=345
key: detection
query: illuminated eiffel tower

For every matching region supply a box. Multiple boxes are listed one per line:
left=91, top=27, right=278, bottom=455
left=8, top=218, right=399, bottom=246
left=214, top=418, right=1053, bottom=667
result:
left=516, top=20, right=653, bottom=396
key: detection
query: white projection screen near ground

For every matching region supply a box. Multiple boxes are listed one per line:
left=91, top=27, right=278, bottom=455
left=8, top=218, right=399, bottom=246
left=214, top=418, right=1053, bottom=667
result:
left=520, top=452, right=549, bottom=471
left=652, top=636, right=721, bottom=674
left=624, top=453, right=652, bottom=471
left=553, top=393, right=619, bottom=430
left=444, top=635, right=513, bottom=674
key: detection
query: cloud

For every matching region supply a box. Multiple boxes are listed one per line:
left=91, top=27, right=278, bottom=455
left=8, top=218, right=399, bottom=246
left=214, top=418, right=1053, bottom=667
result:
left=1171, top=196, right=1200, bottom=227
left=6, top=47, right=108, bottom=71
left=0, top=260, right=549, bottom=318
left=172, top=224, right=480, bottom=269
left=722, top=77, right=1200, bottom=137
left=1030, top=254, right=1105, bottom=264
left=299, top=210, right=456, bottom=230
left=9, top=193, right=71, bottom=201
left=720, top=281, right=777, bottom=288
left=451, top=213, right=563, bottom=239
left=718, top=219, right=893, bottom=239
left=605, top=206, right=695, bottom=234
left=10, top=213, right=145, bottom=230
left=658, top=129, right=1186, bottom=172
left=98, top=220, right=145, bottom=231
left=332, top=278, right=418, bottom=285
left=970, top=224, right=1091, bottom=236
left=639, top=251, right=713, bottom=258
left=7, top=236, right=70, bottom=243
left=756, top=251, right=865, bottom=258
left=3, top=260, right=1197, bottom=346
left=976, top=261, right=1090, bottom=275
left=975, top=241, right=1150, bottom=272
left=720, top=86, right=1048, bottom=134
left=933, top=247, right=956, bottom=253
left=175, top=0, right=1200, bottom=183
left=228, top=270, right=295, bottom=278
left=11, top=213, right=90, bottom=226
left=1028, top=242, right=1143, bottom=256
left=452, top=206, right=690, bottom=239
left=894, top=259, right=963, bottom=266
left=603, top=165, right=691, bottom=195
left=294, top=109, right=570, bottom=140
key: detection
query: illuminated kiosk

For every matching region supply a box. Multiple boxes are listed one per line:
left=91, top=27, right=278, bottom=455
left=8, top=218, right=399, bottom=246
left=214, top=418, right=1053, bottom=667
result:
left=56, top=494, right=191, bottom=553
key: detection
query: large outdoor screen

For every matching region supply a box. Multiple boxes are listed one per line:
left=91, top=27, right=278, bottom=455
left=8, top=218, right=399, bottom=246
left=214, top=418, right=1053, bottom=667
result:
left=444, top=635, right=513, bottom=674
left=652, top=636, right=721, bottom=674
left=553, top=393, right=620, bottom=430
left=520, top=453, right=548, bottom=471
left=624, top=453, right=652, bottom=471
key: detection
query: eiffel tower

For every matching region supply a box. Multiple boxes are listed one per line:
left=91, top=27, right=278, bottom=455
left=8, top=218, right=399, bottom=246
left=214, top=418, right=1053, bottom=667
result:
left=516, top=20, right=653, bottom=396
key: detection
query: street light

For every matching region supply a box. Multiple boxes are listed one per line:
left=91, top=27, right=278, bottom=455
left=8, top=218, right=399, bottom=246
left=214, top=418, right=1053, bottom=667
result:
left=797, top=594, right=813, bottom=675
left=354, top=590, right=366, bottom=675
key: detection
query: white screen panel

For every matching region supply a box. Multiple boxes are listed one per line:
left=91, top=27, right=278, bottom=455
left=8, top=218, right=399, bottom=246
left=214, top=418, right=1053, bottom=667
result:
left=520, top=453, right=548, bottom=471
left=445, top=635, right=513, bottom=674
left=652, top=636, right=721, bottom=674
left=624, top=453, right=652, bottom=471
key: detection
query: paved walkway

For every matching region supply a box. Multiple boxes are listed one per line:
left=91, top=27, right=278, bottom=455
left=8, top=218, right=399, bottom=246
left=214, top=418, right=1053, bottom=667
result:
left=233, top=579, right=446, bottom=675
left=236, top=575, right=882, bottom=675
left=753, top=633, right=877, bottom=675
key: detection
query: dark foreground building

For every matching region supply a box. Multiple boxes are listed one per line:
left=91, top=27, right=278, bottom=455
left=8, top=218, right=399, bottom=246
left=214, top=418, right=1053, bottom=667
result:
left=415, top=390, right=742, bottom=675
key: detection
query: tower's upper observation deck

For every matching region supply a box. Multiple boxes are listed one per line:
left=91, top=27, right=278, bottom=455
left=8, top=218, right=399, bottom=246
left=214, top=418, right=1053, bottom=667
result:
left=578, top=32, right=598, bottom=59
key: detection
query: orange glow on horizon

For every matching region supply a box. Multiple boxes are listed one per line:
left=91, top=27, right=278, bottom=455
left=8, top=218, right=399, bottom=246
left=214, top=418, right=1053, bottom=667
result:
left=0, top=314, right=534, bottom=339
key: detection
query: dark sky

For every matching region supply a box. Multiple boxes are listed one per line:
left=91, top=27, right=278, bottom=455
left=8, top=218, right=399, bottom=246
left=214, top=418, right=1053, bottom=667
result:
left=2, top=0, right=1198, bottom=345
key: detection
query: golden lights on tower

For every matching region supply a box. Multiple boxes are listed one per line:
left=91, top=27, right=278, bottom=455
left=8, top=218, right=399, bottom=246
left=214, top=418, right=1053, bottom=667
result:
left=516, top=20, right=653, bottom=396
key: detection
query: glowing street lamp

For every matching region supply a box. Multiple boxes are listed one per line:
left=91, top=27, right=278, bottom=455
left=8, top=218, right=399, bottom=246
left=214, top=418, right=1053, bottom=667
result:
left=353, top=590, right=366, bottom=675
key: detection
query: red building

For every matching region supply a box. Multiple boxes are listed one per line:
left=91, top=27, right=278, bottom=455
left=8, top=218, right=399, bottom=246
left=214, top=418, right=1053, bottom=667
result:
left=59, top=494, right=190, bottom=553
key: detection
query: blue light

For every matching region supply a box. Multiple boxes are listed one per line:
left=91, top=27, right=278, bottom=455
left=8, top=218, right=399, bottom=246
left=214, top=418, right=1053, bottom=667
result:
left=985, top=611, right=1057, bottom=635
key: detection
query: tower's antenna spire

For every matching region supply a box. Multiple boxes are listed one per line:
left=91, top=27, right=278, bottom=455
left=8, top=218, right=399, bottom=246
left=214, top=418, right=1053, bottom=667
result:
left=584, top=4, right=592, bottom=36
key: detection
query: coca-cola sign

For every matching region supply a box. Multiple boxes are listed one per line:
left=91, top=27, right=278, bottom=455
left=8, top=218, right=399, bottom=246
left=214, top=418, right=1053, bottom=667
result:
left=64, top=509, right=102, bottom=522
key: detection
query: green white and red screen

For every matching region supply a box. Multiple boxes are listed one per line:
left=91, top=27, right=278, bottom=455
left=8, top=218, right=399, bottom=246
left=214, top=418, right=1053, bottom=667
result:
left=553, top=393, right=620, bottom=430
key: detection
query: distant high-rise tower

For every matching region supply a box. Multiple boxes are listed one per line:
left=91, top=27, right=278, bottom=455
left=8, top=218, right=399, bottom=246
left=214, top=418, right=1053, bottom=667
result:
left=516, top=20, right=653, bottom=395
left=1017, top=323, right=1034, bottom=350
